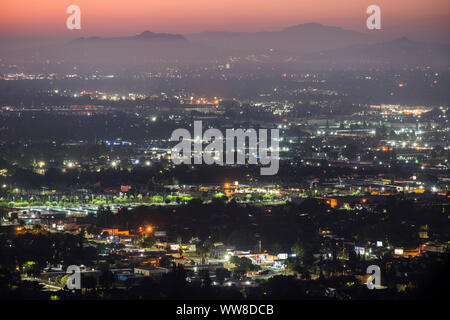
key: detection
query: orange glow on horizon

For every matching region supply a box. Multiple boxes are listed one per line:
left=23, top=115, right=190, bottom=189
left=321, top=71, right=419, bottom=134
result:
left=0, top=0, right=449, bottom=38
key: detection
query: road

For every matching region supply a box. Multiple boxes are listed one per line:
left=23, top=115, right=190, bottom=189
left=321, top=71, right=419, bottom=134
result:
left=22, top=275, right=64, bottom=292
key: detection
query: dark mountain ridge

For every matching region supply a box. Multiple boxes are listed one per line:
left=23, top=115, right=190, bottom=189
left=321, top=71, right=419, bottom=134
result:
left=75, top=30, right=186, bottom=42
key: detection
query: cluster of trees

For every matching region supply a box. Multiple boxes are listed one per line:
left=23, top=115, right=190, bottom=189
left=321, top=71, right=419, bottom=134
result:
left=230, top=256, right=260, bottom=276
left=0, top=191, right=285, bottom=209
left=0, top=193, right=198, bottom=208
left=0, top=230, right=97, bottom=274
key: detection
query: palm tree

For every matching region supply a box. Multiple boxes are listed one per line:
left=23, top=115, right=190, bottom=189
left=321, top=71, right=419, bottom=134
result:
left=196, top=241, right=212, bottom=265
left=176, top=236, right=183, bottom=258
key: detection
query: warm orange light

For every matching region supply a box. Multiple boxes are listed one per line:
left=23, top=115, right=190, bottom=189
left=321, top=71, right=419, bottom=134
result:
left=146, top=226, right=152, bottom=232
left=329, top=199, right=338, bottom=208
left=224, top=183, right=230, bottom=189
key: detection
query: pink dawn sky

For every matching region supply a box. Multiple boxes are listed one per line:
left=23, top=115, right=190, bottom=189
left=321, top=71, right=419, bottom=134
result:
left=0, top=0, right=449, bottom=39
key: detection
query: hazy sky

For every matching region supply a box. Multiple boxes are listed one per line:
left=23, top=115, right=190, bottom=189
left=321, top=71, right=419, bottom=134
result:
left=1, top=0, right=449, bottom=41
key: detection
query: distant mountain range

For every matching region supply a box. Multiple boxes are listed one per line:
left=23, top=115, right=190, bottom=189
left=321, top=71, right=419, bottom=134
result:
left=1, top=23, right=448, bottom=72
left=186, top=22, right=381, bottom=53
left=75, top=31, right=187, bottom=42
